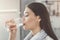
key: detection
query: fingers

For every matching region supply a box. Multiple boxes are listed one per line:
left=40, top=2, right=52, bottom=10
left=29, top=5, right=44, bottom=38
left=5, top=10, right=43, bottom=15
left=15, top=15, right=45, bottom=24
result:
left=5, top=19, right=17, bottom=32
left=6, top=19, right=16, bottom=26
left=9, top=27, right=17, bottom=32
left=6, top=19, right=15, bottom=24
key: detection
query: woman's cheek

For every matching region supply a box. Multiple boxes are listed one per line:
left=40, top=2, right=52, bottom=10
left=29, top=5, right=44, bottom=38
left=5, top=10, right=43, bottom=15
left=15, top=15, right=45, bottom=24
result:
left=24, top=17, right=31, bottom=28
left=26, top=18, right=34, bottom=27
left=25, top=17, right=29, bottom=21
left=25, top=17, right=31, bottom=23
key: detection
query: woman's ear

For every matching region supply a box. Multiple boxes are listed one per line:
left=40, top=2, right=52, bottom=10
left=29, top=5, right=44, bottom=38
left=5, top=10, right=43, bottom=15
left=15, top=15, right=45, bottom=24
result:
left=37, top=16, right=41, bottom=22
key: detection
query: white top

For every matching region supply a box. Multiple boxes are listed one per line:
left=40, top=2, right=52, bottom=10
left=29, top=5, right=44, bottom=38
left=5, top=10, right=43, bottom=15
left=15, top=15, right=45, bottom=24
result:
left=24, top=29, right=53, bottom=40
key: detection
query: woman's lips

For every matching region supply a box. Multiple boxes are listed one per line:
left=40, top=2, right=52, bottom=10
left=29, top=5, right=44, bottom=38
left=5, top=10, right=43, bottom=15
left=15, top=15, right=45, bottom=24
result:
left=23, top=23, right=25, bottom=26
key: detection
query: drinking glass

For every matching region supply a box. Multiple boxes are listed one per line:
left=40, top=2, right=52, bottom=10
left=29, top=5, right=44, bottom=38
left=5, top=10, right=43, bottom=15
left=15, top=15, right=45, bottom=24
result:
left=5, top=17, right=23, bottom=31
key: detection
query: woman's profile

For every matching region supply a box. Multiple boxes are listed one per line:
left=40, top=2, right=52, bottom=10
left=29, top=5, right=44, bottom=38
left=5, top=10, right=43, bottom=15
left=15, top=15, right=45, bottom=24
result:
left=6, top=2, right=58, bottom=40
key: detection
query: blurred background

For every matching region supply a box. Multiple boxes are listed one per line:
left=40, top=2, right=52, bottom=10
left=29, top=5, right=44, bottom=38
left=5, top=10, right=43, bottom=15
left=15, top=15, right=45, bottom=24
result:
left=0, top=0, right=20, bottom=40
left=0, top=0, right=60, bottom=40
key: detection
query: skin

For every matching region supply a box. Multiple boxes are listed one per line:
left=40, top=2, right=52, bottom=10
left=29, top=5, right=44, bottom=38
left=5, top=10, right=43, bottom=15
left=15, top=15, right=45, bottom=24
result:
left=6, top=19, right=17, bottom=40
left=6, top=7, right=41, bottom=40
left=23, top=7, right=41, bottom=35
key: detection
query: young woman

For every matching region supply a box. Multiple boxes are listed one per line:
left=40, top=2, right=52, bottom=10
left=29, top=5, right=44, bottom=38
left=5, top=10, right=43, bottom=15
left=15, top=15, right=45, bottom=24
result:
left=6, top=2, right=58, bottom=40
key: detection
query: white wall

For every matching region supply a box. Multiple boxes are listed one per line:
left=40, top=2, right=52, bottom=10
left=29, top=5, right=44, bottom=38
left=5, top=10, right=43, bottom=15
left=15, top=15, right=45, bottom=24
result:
left=0, top=0, right=20, bottom=40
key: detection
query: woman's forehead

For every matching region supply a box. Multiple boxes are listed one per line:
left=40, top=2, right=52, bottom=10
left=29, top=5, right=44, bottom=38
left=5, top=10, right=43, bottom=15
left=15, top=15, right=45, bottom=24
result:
left=24, top=8, right=31, bottom=15
left=24, top=7, right=32, bottom=12
left=24, top=7, right=36, bottom=16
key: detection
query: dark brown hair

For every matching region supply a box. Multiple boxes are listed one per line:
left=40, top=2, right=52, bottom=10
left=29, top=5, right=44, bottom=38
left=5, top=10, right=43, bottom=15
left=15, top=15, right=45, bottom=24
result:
left=27, top=2, right=58, bottom=40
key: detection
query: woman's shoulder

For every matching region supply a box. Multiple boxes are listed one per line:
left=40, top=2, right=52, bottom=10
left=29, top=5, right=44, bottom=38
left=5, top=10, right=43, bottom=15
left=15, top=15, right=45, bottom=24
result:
left=24, top=29, right=54, bottom=40
left=30, top=29, right=54, bottom=40
left=45, top=35, right=54, bottom=40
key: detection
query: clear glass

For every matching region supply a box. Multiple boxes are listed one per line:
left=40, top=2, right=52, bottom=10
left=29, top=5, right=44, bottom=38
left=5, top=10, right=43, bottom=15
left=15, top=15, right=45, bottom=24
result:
left=14, top=18, right=23, bottom=27
left=5, top=17, right=23, bottom=31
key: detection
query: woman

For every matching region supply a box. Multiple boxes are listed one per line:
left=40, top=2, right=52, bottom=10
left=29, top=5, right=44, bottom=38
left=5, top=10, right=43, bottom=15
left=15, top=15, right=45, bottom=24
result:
left=6, top=2, right=58, bottom=40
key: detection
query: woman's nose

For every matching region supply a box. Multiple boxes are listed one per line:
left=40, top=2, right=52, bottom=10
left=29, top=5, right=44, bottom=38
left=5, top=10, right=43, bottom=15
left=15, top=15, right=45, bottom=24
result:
left=22, top=16, right=25, bottom=22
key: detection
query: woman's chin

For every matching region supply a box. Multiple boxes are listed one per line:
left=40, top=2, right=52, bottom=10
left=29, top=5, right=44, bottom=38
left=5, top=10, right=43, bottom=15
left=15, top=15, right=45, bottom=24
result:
left=23, top=26, right=28, bottom=30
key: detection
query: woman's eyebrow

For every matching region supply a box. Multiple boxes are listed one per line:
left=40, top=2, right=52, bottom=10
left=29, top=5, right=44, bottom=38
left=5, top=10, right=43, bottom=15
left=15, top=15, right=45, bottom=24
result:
left=25, top=12, right=29, bottom=13
left=24, top=11, right=29, bottom=13
left=24, top=11, right=29, bottom=14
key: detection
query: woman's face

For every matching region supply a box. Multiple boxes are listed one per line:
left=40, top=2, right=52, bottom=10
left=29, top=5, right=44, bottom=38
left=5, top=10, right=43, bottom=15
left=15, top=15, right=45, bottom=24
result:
left=22, top=7, right=40, bottom=30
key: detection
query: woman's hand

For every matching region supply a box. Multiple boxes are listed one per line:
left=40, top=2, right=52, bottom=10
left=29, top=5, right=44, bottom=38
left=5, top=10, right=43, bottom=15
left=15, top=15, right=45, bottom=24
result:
left=5, top=19, right=17, bottom=40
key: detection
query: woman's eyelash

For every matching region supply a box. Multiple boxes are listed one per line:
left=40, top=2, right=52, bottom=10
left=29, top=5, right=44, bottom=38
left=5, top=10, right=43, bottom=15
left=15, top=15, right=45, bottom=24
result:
left=25, top=15, right=28, bottom=17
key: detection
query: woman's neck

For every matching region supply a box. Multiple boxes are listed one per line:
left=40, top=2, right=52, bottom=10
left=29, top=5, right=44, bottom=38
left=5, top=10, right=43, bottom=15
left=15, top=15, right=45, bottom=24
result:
left=31, top=26, right=41, bottom=36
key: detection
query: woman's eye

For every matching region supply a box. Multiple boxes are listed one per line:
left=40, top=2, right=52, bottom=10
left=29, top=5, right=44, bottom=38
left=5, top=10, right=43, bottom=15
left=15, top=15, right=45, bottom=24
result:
left=25, top=15, right=28, bottom=17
